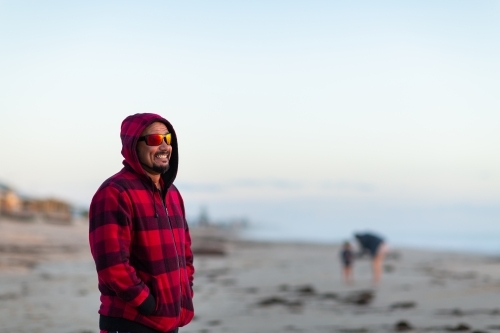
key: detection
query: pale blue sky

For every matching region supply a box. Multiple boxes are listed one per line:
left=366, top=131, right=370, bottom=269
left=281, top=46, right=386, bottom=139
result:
left=1, top=1, right=499, bottom=237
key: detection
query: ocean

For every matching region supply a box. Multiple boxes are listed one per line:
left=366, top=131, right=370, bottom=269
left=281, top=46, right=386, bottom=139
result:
left=188, top=199, right=500, bottom=255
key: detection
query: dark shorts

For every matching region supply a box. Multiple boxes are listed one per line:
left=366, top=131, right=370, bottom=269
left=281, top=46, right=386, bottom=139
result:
left=342, top=260, right=353, bottom=267
left=106, top=330, right=178, bottom=333
left=368, top=242, right=384, bottom=257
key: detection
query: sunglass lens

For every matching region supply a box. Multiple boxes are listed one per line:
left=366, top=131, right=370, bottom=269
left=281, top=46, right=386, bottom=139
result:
left=146, top=134, right=163, bottom=146
left=144, top=134, right=171, bottom=146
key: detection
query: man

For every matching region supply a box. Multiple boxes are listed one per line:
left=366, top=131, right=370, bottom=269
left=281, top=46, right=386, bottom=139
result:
left=89, top=113, right=194, bottom=333
left=354, top=232, right=386, bottom=284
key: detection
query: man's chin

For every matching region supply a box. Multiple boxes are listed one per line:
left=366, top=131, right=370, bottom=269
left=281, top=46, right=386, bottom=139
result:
left=151, top=164, right=169, bottom=174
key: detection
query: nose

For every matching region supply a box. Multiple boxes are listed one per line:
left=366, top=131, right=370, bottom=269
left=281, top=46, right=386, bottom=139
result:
left=159, top=138, right=172, bottom=150
left=160, top=138, right=172, bottom=148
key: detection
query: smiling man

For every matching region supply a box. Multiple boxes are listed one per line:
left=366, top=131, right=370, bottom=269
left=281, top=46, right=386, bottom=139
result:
left=89, top=113, right=194, bottom=333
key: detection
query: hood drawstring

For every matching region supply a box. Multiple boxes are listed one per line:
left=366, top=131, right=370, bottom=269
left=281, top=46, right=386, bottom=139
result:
left=149, top=179, right=159, bottom=219
left=154, top=196, right=159, bottom=218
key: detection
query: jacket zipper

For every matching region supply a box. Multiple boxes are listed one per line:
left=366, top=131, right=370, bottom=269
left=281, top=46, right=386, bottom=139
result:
left=151, top=187, right=166, bottom=314
left=158, top=188, right=183, bottom=319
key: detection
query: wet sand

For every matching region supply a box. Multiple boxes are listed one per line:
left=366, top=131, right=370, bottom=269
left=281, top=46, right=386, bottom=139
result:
left=1, top=218, right=500, bottom=333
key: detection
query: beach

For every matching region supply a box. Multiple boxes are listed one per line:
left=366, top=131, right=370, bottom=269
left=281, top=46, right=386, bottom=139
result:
left=0, top=218, right=500, bottom=333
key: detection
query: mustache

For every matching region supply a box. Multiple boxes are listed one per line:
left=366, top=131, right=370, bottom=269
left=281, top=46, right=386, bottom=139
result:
left=155, top=150, right=171, bottom=157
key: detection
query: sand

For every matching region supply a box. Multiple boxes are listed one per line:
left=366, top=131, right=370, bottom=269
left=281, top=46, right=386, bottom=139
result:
left=0, top=218, right=500, bottom=333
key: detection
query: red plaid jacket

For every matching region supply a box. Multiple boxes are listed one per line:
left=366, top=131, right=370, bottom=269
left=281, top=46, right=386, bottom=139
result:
left=89, top=113, right=194, bottom=333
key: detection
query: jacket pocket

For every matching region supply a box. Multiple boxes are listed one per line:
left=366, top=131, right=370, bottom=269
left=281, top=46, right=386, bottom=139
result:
left=149, top=275, right=180, bottom=318
left=179, top=299, right=194, bottom=326
left=147, top=277, right=160, bottom=315
left=179, top=270, right=194, bottom=326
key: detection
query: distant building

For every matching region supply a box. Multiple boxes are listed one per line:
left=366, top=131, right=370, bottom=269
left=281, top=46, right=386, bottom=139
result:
left=0, top=183, right=22, bottom=215
left=0, top=182, right=73, bottom=223
left=22, top=197, right=73, bottom=223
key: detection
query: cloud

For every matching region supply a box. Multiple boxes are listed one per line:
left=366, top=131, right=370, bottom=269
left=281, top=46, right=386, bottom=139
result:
left=230, top=179, right=303, bottom=189
left=176, top=179, right=304, bottom=193
left=320, top=181, right=376, bottom=192
left=176, top=182, right=223, bottom=192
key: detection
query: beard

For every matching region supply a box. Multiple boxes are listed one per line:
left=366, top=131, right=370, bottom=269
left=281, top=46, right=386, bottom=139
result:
left=151, top=163, right=169, bottom=174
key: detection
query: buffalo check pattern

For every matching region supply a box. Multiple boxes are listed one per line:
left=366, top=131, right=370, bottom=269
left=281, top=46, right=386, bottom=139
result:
left=89, top=113, right=194, bottom=333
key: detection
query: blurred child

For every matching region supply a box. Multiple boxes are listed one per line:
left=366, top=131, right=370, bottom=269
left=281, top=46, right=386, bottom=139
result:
left=340, top=241, right=354, bottom=283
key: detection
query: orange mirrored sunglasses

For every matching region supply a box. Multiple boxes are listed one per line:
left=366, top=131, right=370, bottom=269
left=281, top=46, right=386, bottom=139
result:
left=138, top=133, right=172, bottom=146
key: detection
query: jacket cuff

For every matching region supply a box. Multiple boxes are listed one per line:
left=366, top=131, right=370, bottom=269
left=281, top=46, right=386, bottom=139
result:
left=136, top=293, right=156, bottom=315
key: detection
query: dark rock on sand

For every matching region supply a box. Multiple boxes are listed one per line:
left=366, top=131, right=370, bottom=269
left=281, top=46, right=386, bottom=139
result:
left=258, top=296, right=287, bottom=306
left=437, top=308, right=500, bottom=316
left=0, top=292, right=18, bottom=300
left=208, top=320, right=221, bottom=326
left=257, top=296, right=303, bottom=310
left=220, top=278, right=236, bottom=286
left=77, top=289, right=88, bottom=296
left=245, top=287, right=258, bottom=293
left=287, top=300, right=304, bottom=309
left=390, top=301, right=417, bottom=310
left=295, top=285, right=316, bottom=295
left=338, top=328, right=368, bottom=333
left=342, top=290, right=374, bottom=306
left=204, top=267, right=230, bottom=281
left=386, top=251, right=401, bottom=260
left=487, top=325, right=500, bottom=330
left=284, top=324, right=303, bottom=332
left=436, top=308, right=464, bottom=316
left=394, top=320, right=412, bottom=332
left=320, top=292, right=338, bottom=300
left=193, top=246, right=226, bottom=256
left=446, top=323, right=471, bottom=331
left=278, top=284, right=289, bottom=292
left=385, top=264, right=396, bottom=273
left=450, top=308, right=464, bottom=316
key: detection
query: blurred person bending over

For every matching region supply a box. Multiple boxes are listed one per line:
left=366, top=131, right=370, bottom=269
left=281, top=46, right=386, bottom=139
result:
left=354, top=232, right=387, bottom=284
left=89, top=113, right=194, bottom=333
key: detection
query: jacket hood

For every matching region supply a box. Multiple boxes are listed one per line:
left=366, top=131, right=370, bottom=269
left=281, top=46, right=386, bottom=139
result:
left=120, top=113, right=179, bottom=189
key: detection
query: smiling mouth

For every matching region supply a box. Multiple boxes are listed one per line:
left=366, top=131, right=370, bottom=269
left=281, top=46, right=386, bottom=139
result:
left=155, top=152, right=169, bottom=159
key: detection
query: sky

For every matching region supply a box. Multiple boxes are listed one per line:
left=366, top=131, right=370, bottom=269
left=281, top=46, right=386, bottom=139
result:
left=1, top=1, right=499, bottom=248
